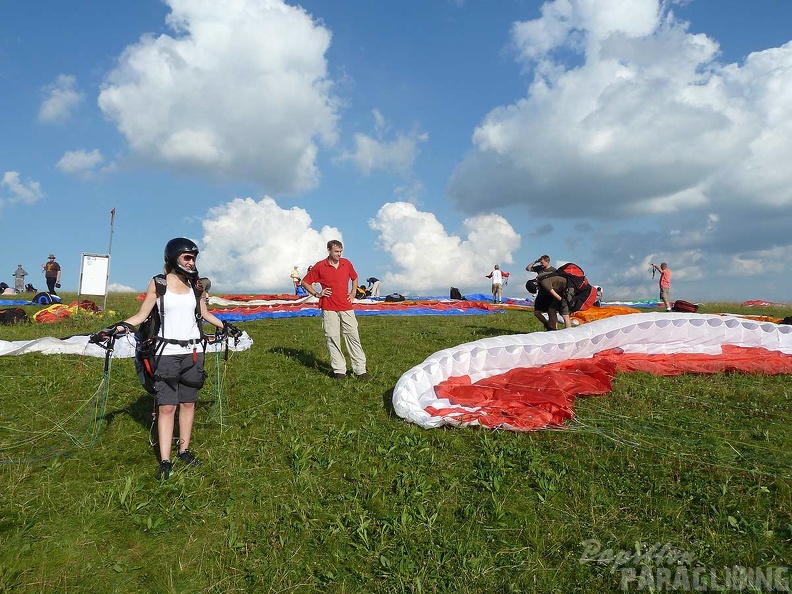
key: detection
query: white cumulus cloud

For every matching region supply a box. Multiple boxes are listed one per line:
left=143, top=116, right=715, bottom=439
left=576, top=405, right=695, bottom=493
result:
left=340, top=110, right=429, bottom=175
left=107, top=282, right=138, bottom=293
left=56, top=149, right=104, bottom=177
left=98, top=0, right=339, bottom=194
left=199, top=197, right=341, bottom=291
left=1, top=171, right=45, bottom=206
left=38, top=74, right=83, bottom=123
left=369, top=202, right=521, bottom=293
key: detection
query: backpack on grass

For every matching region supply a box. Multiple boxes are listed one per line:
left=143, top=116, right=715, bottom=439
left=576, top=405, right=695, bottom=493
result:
left=671, top=299, right=699, bottom=313
left=0, top=308, right=28, bottom=325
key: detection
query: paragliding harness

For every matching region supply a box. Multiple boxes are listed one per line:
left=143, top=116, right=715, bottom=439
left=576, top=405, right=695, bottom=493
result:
left=539, top=263, right=598, bottom=313
left=134, top=274, right=206, bottom=395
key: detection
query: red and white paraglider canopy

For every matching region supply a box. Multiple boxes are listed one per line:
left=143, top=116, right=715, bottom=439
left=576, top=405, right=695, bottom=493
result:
left=393, top=313, right=792, bottom=432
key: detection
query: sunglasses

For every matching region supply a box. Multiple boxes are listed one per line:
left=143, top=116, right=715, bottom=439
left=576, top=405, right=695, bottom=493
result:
left=181, top=254, right=196, bottom=262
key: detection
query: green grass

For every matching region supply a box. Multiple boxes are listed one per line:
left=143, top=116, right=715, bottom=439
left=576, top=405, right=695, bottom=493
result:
left=1, top=294, right=791, bottom=592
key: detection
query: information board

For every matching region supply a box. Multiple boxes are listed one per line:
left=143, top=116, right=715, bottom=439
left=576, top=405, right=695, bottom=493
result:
left=79, top=253, right=110, bottom=296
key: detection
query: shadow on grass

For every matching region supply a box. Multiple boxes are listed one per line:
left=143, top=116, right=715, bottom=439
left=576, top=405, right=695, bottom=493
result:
left=104, top=391, right=161, bottom=461
left=105, top=391, right=155, bottom=432
left=104, top=388, right=220, bottom=459
left=269, top=346, right=333, bottom=376
left=382, top=388, right=396, bottom=418
left=462, top=325, right=529, bottom=338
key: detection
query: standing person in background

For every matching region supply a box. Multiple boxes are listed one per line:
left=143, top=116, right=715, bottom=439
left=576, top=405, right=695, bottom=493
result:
left=302, top=240, right=371, bottom=381
left=42, top=254, right=61, bottom=294
left=651, top=262, right=672, bottom=311
left=13, top=264, right=28, bottom=293
left=290, top=265, right=301, bottom=294
left=366, top=276, right=380, bottom=297
left=485, top=265, right=510, bottom=304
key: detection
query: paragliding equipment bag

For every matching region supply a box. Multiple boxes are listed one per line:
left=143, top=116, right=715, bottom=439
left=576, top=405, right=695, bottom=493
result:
left=0, top=307, right=28, bottom=325
left=544, top=263, right=597, bottom=313
left=671, top=299, right=699, bottom=313
left=449, top=287, right=465, bottom=300
left=134, top=274, right=206, bottom=394
left=385, top=292, right=405, bottom=302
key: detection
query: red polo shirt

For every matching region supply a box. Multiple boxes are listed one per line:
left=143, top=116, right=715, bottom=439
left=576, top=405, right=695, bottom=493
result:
left=303, top=257, right=358, bottom=312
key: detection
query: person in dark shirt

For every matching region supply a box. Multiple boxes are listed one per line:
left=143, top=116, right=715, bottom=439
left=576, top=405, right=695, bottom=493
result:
left=42, top=254, right=61, bottom=294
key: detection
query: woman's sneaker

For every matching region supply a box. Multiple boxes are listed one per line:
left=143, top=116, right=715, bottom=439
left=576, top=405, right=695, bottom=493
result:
left=158, top=460, right=172, bottom=480
left=177, top=450, right=201, bottom=467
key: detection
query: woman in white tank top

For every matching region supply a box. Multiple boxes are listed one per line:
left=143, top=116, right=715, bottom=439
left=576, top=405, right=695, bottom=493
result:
left=110, top=238, right=240, bottom=480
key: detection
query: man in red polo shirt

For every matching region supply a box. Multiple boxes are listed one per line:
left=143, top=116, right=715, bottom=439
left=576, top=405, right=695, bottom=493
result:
left=301, top=240, right=371, bottom=380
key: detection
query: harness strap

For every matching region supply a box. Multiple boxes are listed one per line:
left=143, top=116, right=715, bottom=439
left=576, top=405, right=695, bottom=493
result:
left=156, top=337, right=206, bottom=347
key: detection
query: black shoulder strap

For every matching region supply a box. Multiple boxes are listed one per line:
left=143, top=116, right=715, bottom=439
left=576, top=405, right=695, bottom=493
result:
left=152, top=275, right=167, bottom=338
left=153, top=274, right=167, bottom=296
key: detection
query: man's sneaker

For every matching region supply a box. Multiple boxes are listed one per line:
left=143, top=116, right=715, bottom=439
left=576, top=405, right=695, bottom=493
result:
left=354, top=372, right=372, bottom=381
left=158, top=460, right=172, bottom=480
left=177, top=449, right=201, bottom=467
left=332, top=372, right=347, bottom=380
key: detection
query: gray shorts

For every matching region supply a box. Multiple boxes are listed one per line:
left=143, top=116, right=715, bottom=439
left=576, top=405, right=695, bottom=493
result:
left=660, top=287, right=670, bottom=302
left=155, top=352, right=205, bottom=406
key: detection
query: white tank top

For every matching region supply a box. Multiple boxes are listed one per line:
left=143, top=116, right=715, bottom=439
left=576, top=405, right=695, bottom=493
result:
left=160, top=287, right=201, bottom=355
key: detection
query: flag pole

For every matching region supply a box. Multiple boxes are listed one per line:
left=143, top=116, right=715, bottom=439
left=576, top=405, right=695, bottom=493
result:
left=105, top=208, right=115, bottom=314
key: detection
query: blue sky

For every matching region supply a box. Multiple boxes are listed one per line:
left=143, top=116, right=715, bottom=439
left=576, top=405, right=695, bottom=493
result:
left=2, top=0, right=791, bottom=302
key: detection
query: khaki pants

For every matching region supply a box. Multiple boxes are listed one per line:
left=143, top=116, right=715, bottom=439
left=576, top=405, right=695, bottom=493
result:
left=322, top=310, right=367, bottom=375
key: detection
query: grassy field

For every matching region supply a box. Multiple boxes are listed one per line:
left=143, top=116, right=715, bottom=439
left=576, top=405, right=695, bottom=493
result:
left=1, top=294, right=792, bottom=593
